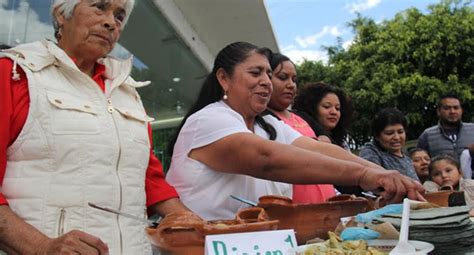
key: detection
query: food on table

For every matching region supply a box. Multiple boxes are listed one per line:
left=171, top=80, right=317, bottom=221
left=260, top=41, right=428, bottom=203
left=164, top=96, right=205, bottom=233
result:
left=300, top=232, right=387, bottom=255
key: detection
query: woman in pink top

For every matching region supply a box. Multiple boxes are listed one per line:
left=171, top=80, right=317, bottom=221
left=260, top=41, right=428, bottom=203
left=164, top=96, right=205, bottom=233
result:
left=267, top=53, right=336, bottom=204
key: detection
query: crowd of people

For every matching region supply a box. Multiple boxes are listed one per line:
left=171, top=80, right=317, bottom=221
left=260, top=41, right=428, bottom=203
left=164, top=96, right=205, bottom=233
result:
left=0, top=0, right=472, bottom=254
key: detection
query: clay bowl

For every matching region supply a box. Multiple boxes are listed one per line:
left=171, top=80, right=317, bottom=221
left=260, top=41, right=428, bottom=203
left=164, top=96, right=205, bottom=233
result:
left=146, top=207, right=279, bottom=255
left=257, top=194, right=369, bottom=245
left=146, top=211, right=204, bottom=255
left=424, top=190, right=452, bottom=207
left=424, top=189, right=466, bottom=207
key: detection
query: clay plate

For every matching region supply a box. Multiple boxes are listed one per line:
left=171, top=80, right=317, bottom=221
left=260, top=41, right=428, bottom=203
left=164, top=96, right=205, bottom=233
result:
left=257, top=195, right=369, bottom=245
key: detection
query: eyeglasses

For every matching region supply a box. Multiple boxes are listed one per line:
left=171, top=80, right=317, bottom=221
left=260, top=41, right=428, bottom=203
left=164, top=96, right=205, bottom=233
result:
left=440, top=105, right=461, bottom=110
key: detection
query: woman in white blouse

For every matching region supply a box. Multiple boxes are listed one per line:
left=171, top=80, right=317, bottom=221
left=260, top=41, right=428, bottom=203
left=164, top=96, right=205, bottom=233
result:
left=166, top=42, right=424, bottom=220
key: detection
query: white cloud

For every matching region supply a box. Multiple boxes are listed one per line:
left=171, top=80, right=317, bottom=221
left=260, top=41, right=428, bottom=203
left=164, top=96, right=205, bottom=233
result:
left=342, top=38, right=354, bottom=50
left=282, top=48, right=328, bottom=64
left=281, top=44, right=296, bottom=52
left=295, top=25, right=342, bottom=48
left=345, top=0, right=382, bottom=13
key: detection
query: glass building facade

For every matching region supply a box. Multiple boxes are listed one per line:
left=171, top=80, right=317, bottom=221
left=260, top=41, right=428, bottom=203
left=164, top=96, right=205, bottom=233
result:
left=1, top=0, right=207, bottom=121
left=0, top=0, right=208, bottom=169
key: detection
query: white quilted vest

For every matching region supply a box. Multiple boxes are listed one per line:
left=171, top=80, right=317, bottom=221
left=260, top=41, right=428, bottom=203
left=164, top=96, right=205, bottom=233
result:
left=1, top=40, right=153, bottom=254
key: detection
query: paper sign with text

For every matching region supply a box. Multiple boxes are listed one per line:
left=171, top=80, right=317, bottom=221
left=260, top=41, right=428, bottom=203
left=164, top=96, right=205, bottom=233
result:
left=204, top=229, right=296, bottom=255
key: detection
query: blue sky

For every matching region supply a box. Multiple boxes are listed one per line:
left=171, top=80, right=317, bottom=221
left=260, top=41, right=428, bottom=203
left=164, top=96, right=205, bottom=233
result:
left=265, top=0, right=441, bottom=63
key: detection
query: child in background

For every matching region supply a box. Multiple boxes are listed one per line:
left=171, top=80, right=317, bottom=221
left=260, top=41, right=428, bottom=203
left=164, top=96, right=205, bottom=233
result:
left=424, top=154, right=474, bottom=210
left=423, top=153, right=462, bottom=192
left=409, top=148, right=431, bottom=184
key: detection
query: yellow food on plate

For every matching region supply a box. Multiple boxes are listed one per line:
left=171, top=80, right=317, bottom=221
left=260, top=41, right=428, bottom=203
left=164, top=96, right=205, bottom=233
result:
left=301, top=232, right=388, bottom=255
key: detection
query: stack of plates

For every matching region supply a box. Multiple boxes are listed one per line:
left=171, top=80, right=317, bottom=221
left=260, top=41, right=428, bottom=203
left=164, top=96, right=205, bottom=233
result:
left=376, top=206, right=474, bottom=254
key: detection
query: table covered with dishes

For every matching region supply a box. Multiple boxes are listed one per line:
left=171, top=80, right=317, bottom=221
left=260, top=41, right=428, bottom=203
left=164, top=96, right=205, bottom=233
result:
left=146, top=192, right=474, bottom=255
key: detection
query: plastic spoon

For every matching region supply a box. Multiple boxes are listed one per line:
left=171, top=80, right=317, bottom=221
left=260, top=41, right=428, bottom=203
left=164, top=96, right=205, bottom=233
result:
left=390, top=198, right=416, bottom=254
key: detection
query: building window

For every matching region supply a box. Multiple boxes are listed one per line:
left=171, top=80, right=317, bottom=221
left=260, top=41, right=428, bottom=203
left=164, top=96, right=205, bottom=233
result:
left=0, top=0, right=207, bottom=124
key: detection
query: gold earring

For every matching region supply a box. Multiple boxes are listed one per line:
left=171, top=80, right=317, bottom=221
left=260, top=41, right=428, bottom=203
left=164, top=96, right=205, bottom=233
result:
left=56, top=26, right=63, bottom=40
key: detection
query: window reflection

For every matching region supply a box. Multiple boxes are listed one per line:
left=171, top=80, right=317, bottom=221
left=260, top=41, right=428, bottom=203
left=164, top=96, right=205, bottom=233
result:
left=0, top=0, right=54, bottom=45
left=0, top=0, right=207, bottom=123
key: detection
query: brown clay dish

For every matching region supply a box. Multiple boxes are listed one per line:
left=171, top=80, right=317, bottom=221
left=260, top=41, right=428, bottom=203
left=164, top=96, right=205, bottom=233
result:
left=146, top=207, right=279, bottom=255
left=424, top=190, right=466, bottom=207
left=257, top=194, right=369, bottom=245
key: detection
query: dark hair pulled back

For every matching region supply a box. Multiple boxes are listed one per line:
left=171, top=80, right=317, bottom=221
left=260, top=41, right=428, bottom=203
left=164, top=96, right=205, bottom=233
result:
left=168, top=42, right=276, bottom=156
left=269, top=52, right=293, bottom=71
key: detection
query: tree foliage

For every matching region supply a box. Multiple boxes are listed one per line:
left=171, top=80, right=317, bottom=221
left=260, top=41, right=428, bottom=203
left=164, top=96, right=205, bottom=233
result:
left=296, top=0, right=474, bottom=147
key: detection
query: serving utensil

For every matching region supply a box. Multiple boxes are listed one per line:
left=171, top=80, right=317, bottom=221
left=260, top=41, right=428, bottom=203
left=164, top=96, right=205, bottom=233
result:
left=88, top=202, right=159, bottom=227
left=389, top=198, right=416, bottom=254
left=361, top=191, right=377, bottom=198
left=230, top=195, right=257, bottom=206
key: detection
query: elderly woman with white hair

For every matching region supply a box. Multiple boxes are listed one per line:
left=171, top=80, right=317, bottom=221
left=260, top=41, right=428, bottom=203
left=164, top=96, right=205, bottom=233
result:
left=0, top=0, right=190, bottom=254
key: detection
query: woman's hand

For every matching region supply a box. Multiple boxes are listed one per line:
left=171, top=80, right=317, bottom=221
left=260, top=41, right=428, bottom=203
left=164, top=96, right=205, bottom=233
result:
left=358, top=168, right=425, bottom=204
left=0, top=206, right=108, bottom=254
left=36, top=230, right=109, bottom=255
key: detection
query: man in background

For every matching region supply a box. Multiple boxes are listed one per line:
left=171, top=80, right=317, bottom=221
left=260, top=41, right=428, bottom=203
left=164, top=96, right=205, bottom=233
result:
left=417, top=94, right=474, bottom=159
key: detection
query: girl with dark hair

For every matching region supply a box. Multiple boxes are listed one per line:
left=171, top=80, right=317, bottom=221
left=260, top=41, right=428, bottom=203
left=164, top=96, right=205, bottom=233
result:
left=423, top=153, right=474, bottom=206
left=266, top=53, right=336, bottom=204
left=423, top=154, right=474, bottom=208
left=166, top=42, right=424, bottom=220
left=423, top=154, right=463, bottom=191
left=292, top=82, right=353, bottom=149
left=360, top=108, right=420, bottom=181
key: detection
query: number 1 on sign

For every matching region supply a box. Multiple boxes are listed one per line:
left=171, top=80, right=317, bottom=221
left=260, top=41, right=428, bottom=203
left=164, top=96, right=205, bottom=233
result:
left=204, top=229, right=297, bottom=255
left=284, top=234, right=295, bottom=248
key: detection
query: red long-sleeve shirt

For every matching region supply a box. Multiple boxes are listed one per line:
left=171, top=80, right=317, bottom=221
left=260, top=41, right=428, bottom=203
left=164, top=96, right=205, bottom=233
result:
left=0, top=58, right=178, bottom=207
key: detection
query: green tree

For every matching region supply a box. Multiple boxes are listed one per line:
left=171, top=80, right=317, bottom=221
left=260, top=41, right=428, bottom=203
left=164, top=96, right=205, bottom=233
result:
left=296, top=59, right=330, bottom=85
left=296, top=0, right=474, bottom=147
